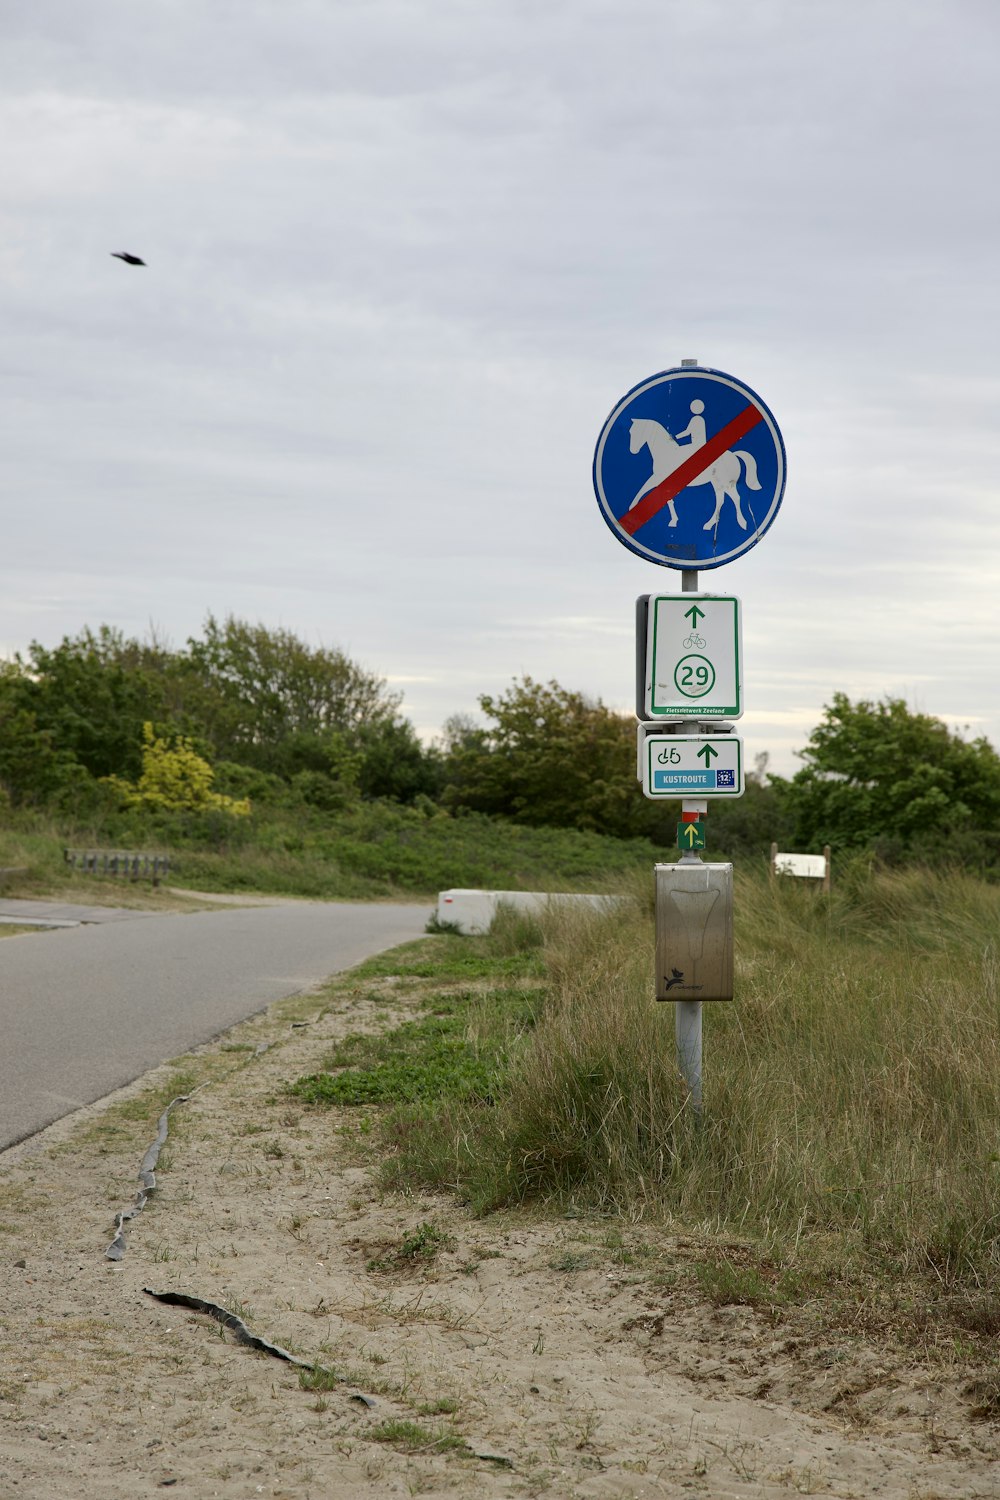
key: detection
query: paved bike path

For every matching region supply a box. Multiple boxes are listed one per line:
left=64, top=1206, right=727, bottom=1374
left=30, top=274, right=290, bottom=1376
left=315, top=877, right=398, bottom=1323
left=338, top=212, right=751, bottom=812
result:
left=0, top=899, right=430, bottom=1150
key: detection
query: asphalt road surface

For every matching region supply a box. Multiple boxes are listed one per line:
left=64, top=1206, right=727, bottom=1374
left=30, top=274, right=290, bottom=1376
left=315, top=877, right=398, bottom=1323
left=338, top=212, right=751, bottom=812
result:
left=0, top=899, right=431, bottom=1151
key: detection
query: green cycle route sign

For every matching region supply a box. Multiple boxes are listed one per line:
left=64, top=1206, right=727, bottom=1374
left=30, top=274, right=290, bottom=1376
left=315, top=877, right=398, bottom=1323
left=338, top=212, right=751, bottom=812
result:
left=641, top=594, right=742, bottom=719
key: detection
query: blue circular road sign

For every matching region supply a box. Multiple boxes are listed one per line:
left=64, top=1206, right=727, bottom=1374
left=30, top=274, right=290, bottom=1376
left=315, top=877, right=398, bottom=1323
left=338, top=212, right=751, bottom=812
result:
left=593, top=366, right=786, bottom=569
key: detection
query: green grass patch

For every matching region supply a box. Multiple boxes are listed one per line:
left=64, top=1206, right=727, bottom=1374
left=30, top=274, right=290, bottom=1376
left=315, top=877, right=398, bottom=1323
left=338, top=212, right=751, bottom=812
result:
left=298, top=1365, right=343, bottom=1392
left=549, top=1249, right=597, bottom=1273
left=367, top=1220, right=456, bottom=1272
left=291, top=1010, right=495, bottom=1106
left=692, top=1259, right=814, bottom=1310
left=290, top=979, right=541, bottom=1108
left=369, top=1419, right=468, bottom=1455
left=290, top=919, right=545, bottom=1114
left=347, top=938, right=545, bottom=985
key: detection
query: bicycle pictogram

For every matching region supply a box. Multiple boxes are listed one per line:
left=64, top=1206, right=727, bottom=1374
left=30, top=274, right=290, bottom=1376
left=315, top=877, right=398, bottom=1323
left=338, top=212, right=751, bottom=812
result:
left=682, top=631, right=706, bottom=649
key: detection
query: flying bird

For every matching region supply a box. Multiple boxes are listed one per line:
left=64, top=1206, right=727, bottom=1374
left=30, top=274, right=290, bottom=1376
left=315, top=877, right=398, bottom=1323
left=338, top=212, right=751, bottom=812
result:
left=111, top=252, right=146, bottom=266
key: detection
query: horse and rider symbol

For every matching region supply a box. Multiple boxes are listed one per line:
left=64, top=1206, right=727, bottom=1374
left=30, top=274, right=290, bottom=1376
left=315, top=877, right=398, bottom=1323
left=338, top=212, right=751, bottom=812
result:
left=593, top=365, right=785, bottom=570
left=627, top=400, right=761, bottom=532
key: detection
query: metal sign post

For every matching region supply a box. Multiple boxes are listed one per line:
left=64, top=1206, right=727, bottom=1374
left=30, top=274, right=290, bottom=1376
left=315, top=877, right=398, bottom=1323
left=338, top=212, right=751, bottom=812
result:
left=676, top=568, right=706, bottom=1110
left=593, top=357, right=786, bottom=1114
left=648, top=566, right=725, bottom=1109
left=656, top=856, right=735, bottom=1105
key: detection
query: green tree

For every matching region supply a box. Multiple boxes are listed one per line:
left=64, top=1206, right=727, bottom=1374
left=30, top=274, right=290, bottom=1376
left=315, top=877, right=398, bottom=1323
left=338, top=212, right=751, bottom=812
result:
left=442, top=676, right=667, bottom=839
left=12, top=626, right=174, bottom=782
left=355, top=717, right=442, bottom=803
left=183, top=615, right=439, bottom=803
left=0, top=616, right=438, bottom=812
left=773, top=693, right=1000, bottom=858
left=0, top=667, right=80, bottom=806
left=185, top=616, right=392, bottom=760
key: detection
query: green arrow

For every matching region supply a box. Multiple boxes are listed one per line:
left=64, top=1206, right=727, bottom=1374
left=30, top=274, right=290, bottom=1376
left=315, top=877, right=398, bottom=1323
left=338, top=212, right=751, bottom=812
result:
left=684, top=605, right=705, bottom=626
left=697, top=743, right=719, bottom=767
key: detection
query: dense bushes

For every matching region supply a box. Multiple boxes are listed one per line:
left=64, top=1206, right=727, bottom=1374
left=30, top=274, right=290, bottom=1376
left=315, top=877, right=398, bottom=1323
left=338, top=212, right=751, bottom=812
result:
left=0, top=617, right=435, bottom=817
left=770, top=693, right=1000, bottom=870
left=1, top=617, right=998, bottom=877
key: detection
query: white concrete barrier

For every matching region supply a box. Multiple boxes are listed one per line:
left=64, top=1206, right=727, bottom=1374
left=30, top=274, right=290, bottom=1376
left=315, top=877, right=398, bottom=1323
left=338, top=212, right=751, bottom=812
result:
left=435, top=889, right=618, bottom=936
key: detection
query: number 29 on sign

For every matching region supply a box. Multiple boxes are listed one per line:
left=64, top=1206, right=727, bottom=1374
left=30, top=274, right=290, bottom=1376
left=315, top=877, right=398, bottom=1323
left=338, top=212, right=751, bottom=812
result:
left=674, top=655, right=715, bottom=697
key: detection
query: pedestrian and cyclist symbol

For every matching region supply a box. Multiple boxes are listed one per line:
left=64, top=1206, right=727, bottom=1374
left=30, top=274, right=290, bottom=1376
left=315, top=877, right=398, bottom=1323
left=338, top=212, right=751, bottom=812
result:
left=593, top=366, right=786, bottom=569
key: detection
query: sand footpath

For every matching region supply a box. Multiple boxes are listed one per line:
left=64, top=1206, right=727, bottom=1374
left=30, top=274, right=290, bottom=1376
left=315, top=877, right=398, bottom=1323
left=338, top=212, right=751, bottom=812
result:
left=2, top=949, right=999, bottom=1499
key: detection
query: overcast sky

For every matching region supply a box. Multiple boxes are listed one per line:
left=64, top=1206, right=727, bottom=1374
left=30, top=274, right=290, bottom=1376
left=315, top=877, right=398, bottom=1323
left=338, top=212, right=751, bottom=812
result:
left=4, top=0, right=1000, bottom=778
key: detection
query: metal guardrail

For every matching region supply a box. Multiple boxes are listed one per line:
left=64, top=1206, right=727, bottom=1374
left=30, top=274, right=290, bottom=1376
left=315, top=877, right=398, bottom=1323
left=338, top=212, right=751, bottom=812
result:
left=64, top=850, right=171, bottom=885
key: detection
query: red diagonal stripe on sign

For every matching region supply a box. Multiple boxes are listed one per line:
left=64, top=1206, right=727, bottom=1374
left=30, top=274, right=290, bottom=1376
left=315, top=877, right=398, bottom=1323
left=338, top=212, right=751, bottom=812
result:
left=618, top=402, right=764, bottom=536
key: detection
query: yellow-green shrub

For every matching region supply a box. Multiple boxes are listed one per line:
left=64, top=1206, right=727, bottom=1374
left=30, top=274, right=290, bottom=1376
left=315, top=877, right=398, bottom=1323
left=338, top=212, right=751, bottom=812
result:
left=106, top=724, right=250, bottom=816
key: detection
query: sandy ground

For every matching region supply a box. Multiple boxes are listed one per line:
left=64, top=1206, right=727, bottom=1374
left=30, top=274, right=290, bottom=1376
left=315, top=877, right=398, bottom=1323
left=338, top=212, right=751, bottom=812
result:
left=2, top=943, right=1000, bottom=1500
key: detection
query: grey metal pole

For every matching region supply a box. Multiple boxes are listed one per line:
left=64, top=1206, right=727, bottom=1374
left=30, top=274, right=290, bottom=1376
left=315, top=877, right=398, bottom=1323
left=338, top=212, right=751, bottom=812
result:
left=676, top=562, right=703, bottom=1111
left=675, top=998, right=703, bottom=1111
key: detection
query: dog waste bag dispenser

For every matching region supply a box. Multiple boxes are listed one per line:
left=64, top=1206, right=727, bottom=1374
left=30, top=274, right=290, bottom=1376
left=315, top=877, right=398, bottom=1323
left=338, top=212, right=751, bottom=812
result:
left=655, top=862, right=734, bottom=1003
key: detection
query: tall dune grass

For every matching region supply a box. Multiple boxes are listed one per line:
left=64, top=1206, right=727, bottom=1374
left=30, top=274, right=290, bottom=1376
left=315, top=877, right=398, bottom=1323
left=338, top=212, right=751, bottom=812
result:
left=392, top=864, right=1000, bottom=1280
